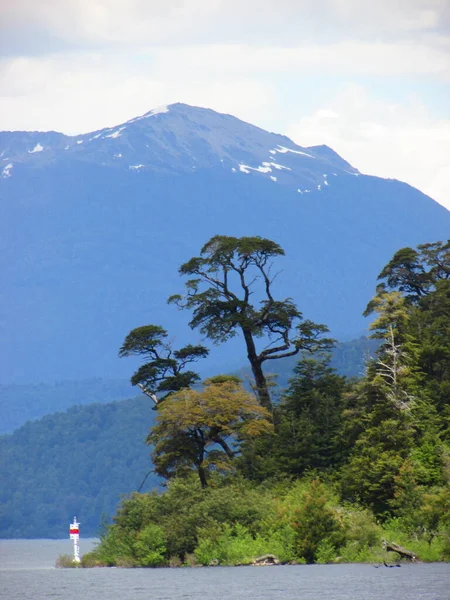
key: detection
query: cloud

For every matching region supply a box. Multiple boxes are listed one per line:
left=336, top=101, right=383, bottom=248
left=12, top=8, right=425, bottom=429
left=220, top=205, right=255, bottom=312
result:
left=286, top=84, right=450, bottom=209
left=150, top=41, right=450, bottom=80
left=0, top=52, right=276, bottom=134
left=1, top=0, right=449, bottom=55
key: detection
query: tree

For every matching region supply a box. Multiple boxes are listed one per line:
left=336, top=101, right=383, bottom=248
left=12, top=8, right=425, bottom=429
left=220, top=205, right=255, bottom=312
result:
left=119, top=325, right=209, bottom=405
left=274, top=354, right=348, bottom=475
left=169, top=235, right=333, bottom=409
left=148, top=377, right=273, bottom=487
left=292, top=479, right=341, bottom=563
left=366, top=239, right=449, bottom=306
left=366, top=291, right=420, bottom=411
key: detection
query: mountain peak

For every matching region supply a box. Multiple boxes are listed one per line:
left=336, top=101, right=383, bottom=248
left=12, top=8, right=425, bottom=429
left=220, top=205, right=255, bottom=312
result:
left=0, top=103, right=359, bottom=191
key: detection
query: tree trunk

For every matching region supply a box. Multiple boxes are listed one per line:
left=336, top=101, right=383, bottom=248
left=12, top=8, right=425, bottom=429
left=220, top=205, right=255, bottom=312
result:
left=383, top=540, right=417, bottom=561
left=198, top=464, right=208, bottom=488
left=242, top=328, right=272, bottom=410
left=196, top=435, right=208, bottom=488
left=214, top=435, right=235, bottom=460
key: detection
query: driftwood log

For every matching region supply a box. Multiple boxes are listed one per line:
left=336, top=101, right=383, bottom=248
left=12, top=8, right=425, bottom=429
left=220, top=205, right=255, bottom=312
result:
left=383, top=540, right=417, bottom=561
left=251, top=554, right=280, bottom=566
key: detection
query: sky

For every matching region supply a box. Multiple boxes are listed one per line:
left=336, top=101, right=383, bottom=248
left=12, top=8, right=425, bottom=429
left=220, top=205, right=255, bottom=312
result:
left=1, top=0, right=449, bottom=209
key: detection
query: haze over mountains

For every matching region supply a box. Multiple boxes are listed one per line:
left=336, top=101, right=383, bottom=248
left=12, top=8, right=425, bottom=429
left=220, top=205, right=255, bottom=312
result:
left=1, top=103, right=449, bottom=385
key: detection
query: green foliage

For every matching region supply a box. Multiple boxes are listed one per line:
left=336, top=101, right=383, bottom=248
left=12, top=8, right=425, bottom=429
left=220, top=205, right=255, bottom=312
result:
left=133, top=524, right=166, bottom=566
left=56, top=554, right=80, bottom=568
left=272, top=355, right=349, bottom=476
left=148, top=379, right=273, bottom=487
left=169, top=234, right=333, bottom=408
left=291, top=480, right=343, bottom=563
left=119, top=324, right=209, bottom=403
left=195, top=523, right=271, bottom=566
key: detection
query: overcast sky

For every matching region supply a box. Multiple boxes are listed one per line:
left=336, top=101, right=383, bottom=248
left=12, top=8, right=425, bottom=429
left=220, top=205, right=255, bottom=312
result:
left=1, top=0, right=449, bottom=209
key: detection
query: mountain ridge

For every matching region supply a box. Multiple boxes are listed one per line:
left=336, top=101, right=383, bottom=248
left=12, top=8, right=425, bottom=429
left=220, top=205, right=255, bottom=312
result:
left=1, top=102, right=358, bottom=193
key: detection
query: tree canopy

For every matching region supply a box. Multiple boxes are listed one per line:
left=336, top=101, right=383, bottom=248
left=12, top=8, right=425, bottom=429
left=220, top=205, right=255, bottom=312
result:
left=148, top=377, right=273, bottom=487
left=169, top=235, right=334, bottom=409
left=119, top=325, right=209, bottom=405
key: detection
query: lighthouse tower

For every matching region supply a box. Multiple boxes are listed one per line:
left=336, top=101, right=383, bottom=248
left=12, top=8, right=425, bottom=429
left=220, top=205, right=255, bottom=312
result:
left=69, top=517, right=81, bottom=563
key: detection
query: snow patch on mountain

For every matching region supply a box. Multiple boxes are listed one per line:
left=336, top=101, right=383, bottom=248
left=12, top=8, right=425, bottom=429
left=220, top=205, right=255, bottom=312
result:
left=239, top=161, right=292, bottom=176
left=104, top=127, right=126, bottom=139
left=127, top=105, right=169, bottom=124
left=239, top=164, right=271, bottom=174
left=268, top=162, right=291, bottom=171
left=271, top=145, right=315, bottom=159
left=2, top=163, right=13, bottom=178
left=29, top=143, right=43, bottom=153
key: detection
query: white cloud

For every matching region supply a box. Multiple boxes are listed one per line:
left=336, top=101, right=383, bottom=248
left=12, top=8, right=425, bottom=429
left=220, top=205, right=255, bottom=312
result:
left=286, top=84, right=450, bottom=210
left=1, top=0, right=449, bottom=54
left=150, top=41, right=450, bottom=79
left=0, top=53, right=276, bottom=134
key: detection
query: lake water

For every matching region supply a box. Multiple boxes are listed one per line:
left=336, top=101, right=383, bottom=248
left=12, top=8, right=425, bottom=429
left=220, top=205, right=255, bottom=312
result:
left=1, top=539, right=449, bottom=600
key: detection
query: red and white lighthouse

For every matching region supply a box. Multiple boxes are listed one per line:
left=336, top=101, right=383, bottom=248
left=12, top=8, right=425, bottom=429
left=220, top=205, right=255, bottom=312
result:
left=69, top=517, right=81, bottom=563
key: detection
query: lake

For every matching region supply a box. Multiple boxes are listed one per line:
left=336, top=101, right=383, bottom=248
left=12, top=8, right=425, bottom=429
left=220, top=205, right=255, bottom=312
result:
left=1, top=539, right=449, bottom=600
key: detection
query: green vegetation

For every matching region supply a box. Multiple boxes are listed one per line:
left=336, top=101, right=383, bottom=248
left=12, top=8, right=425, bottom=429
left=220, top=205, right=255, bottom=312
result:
left=80, top=236, right=450, bottom=567
left=0, top=397, right=159, bottom=538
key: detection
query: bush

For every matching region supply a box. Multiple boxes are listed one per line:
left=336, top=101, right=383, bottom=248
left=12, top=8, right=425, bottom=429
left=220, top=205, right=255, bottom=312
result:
left=292, top=480, right=342, bottom=563
left=132, top=523, right=166, bottom=567
left=56, top=554, right=80, bottom=568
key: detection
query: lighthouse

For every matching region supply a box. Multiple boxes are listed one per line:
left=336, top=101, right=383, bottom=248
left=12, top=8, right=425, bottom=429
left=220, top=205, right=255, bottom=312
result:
left=69, top=517, right=81, bottom=563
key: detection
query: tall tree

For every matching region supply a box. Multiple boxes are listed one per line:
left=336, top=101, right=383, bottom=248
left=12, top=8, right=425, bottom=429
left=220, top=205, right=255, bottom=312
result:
left=169, top=235, right=333, bottom=409
left=119, top=325, right=209, bottom=405
left=148, top=377, right=273, bottom=487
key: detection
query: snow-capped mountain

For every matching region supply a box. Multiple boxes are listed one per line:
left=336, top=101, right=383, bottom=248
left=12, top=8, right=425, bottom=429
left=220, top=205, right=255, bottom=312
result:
left=1, top=103, right=357, bottom=193
left=1, top=103, right=449, bottom=384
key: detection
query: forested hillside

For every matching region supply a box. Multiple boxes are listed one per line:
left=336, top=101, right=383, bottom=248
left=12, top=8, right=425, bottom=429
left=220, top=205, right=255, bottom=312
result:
left=0, top=378, right=132, bottom=434
left=0, top=397, right=158, bottom=538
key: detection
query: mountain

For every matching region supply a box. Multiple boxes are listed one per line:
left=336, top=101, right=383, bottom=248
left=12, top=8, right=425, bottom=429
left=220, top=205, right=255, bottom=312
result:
left=1, top=102, right=449, bottom=385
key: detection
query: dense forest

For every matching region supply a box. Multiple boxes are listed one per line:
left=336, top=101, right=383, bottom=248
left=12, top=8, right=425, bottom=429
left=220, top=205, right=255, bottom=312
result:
left=0, top=398, right=159, bottom=538
left=79, top=236, right=450, bottom=567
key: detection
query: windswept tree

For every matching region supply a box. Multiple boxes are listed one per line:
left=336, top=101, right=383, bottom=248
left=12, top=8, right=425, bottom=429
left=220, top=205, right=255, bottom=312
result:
left=169, top=235, right=333, bottom=409
left=119, top=325, right=209, bottom=406
left=366, top=239, right=450, bottom=305
left=148, top=377, right=273, bottom=487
